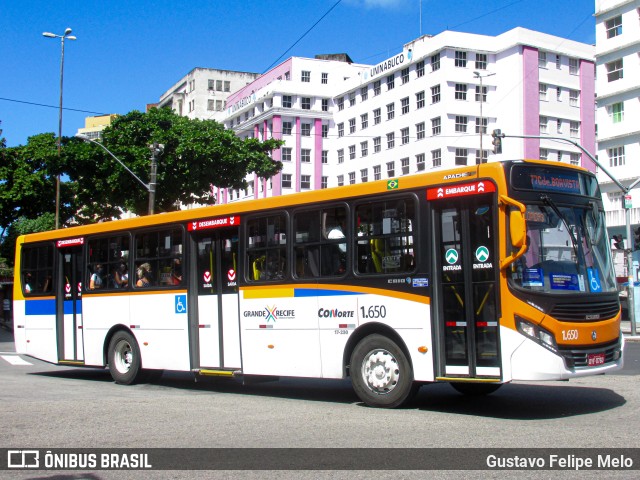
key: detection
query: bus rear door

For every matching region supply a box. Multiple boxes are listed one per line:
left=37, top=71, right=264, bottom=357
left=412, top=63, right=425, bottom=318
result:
left=56, top=240, right=85, bottom=364
left=429, top=181, right=501, bottom=380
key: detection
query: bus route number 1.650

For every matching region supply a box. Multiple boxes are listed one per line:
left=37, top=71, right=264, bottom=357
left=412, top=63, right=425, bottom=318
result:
left=360, top=305, right=387, bottom=319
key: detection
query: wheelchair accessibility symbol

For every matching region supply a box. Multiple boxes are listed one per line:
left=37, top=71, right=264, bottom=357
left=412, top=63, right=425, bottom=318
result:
left=587, top=268, right=601, bottom=293
left=175, top=294, right=187, bottom=314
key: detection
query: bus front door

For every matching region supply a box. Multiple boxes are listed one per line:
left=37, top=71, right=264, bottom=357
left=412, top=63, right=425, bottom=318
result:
left=191, top=229, right=241, bottom=370
left=57, top=246, right=84, bottom=363
left=433, top=194, right=501, bottom=379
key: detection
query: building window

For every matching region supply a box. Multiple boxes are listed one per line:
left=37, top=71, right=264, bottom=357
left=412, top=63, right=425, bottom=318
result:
left=416, top=122, right=425, bottom=140
left=338, top=149, right=344, bottom=164
left=322, top=99, right=329, bottom=111
left=321, top=72, right=328, bottom=84
left=337, top=97, right=346, bottom=111
left=373, top=165, right=381, bottom=180
left=475, top=53, right=487, bottom=70
left=556, top=119, right=562, bottom=133
left=609, top=102, right=624, bottom=123
left=540, top=148, right=548, bottom=160
left=556, top=87, right=562, bottom=102
left=475, top=86, right=487, bottom=102
left=361, top=141, right=368, bottom=157
left=606, top=59, right=623, bottom=82
left=349, top=145, right=356, bottom=160
left=215, top=80, right=223, bottom=91
left=431, top=84, right=440, bottom=103
left=401, top=67, right=409, bottom=84
left=349, top=91, right=356, bottom=107
left=282, top=174, right=292, bottom=188
left=431, top=52, right=441, bottom=71
left=387, top=74, right=395, bottom=90
left=224, top=81, right=230, bottom=92
left=301, top=149, right=311, bottom=162
left=283, top=121, right=292, bottom=135
left=387, top=161, right=395, bottom=177
left=282, top=147, right=292, bottom=162
left=301, top=97, right=311, bottom=110
left=608, top=146, right=625, bottom=167
left=569, top=89, right=579, bottom=106
left=361, top=113, right=368, bottom=129
left=606, top=15, right=622, bottom=38
left=207, top=99, right=214, bottom=111
left=361, top=86, right=368, bottom=101
left=455, top=148, right=468, bottom=166
left=401, top=157, right=410, bottom=175
left=539, top=83, right=547, bottom=101
left=387, top=103, right=395, bottom=120
left=321, top=176, right=328, bottom=189
left=360, top=168, right=368, bottom=183
left=373, top=80, right=381, bottom=96
left=538, top=51, right=547, bottom=68
left=386, top=132, right=395, bottom=149
left=431, top=117, right=441, bottom=136
left=374, top=108, right=381, bottom=125
left=208, top=80, right=215, bottom=90
left=555, top=54, right=561, bottom=70
left=338, top=123, right=344, bottom=137
left=557, top=151, right=563, bottom=163
left=373, top=137, right=381, bottom=153
left=401, top=97, right=409, bottom=114
left=283, top=95, right=292, bottom=108
left=475, top=150, right=488, bottom=164
left=416, top=91, right=425, bottom=109
left=301, top=70, right=311, bottom=82
left=432, top=149, right=441, bottom=167
left=322, top=150, right=328, bottom=163
left=455, top=51, right=467, bottom=67
left=416, top=153, right=425, bottom=171
left=322, top=124, right=328, bottom=138
left=301, top=123, right=311, bottom=136
left=570, top=121, right=579, bottom=138
left=301, top=175, right=311, bottom=189
left=349, top=172, right=356, bottom=185
left=570, top=153, right=580, bottom=166
left=475, top=117, right=487, bottom=134
left=349, top=118, right=356, bottom=134
left=401, top=127, right=409, bottom=145
left=540, top=116, right=548, bottom=134
left=455, top=116, right=468, bottom=133
left=455, top=83, right=467, bottom=100
left=416, top=60, right=425, bottom=77
left=337, top=175, right=344, bottom=187
left=569, top=58, right=579, bottom=75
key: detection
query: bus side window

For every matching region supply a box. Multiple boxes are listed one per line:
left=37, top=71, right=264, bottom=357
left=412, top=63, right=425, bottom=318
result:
left=246, top=214, right=288, bottom=282
left=21, top=245, right=54, bottom=296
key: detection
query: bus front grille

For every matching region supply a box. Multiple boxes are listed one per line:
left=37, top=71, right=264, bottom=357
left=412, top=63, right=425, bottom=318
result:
left=558, top=339, right=622, bottom=369
left=550, top=300, right=620, bottom=322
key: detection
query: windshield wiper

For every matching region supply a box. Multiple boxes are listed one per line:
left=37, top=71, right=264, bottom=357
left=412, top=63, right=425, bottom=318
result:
left=540, top=194, right=580, bottom=259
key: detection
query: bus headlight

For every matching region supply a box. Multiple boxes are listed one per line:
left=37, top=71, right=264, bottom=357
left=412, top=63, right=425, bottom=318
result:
left=515, top=316, right=558, bottom=353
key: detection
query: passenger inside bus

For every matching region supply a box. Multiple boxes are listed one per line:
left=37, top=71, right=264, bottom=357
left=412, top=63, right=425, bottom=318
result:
left=136, top=263, right=153, bottom=287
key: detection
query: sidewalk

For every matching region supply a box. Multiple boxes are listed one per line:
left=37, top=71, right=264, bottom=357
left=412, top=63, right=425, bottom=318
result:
left=621, top=320, right=640, bottom=341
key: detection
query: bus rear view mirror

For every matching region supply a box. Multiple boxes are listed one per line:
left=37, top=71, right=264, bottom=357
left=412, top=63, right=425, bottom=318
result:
left=510, top=209, right=526, bottom=248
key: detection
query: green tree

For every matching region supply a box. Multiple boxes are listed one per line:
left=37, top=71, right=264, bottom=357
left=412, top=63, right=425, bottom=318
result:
left=69, top=108, right=283, bottom=218
left=0, top=213, right=55, bottom=267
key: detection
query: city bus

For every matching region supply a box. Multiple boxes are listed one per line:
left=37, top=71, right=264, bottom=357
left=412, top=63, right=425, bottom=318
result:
left=13, top=160, right=624, bottom=408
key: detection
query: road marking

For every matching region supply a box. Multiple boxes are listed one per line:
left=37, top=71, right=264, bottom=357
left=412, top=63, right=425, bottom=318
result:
left=1, top=355, right=33, bottom=366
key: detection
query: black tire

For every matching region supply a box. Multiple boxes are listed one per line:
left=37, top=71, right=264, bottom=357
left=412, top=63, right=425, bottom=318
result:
left=450, top=382, right=502, bottom=396
left=350, top=334, right=417, bottom=408
left=107, top=330, right=143, bottom=385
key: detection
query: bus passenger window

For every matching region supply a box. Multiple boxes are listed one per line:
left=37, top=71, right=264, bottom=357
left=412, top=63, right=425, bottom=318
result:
left=21, top=245, right=54, bottom=296
left=133, top=228, right=183, bottom=289
left=246, top=214, right=288, bottom=282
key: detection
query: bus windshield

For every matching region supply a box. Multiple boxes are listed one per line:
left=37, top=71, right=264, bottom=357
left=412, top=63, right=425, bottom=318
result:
left=510, top=200, right=617, bottom=294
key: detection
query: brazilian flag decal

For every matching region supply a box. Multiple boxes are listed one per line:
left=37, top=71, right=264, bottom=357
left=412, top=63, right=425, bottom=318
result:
left=387, top=179, right=399, bottom=190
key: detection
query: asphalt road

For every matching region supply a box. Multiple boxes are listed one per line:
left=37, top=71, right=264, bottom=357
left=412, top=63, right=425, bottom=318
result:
left=1, top=326, right=639, bottom=479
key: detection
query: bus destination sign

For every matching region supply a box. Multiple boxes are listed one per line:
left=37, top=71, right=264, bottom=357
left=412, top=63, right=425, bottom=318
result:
left=427, top=181, right=496, bottom=200
left=188, top=215, right=241, bottom=232
left=527, top=172, right=581, bottom=194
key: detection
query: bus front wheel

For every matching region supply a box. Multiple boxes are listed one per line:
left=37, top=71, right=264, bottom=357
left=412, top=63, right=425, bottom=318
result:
left=350, top=334, right=416, bottom=408
left=108, top=330, right=142, bottom=385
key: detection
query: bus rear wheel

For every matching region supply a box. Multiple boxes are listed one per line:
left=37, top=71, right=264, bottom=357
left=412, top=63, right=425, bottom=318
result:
left=450, top=382, right=502, bottom=396
left=108, top=330, right=142, bottom=385
left=350, top=334, right=416, bottom=408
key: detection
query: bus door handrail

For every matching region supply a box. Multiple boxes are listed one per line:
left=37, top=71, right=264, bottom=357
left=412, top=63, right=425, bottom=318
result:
left=499, top=194, right=527, bottom=270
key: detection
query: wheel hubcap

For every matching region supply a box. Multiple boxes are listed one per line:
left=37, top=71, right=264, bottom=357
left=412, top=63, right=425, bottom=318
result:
left=361, top=349, right=400, bottom=395
left=114, top=340, right=132, bottom=374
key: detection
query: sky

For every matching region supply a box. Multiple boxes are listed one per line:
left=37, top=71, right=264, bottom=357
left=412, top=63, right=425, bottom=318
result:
left=0, top=0, right=597, bottom=148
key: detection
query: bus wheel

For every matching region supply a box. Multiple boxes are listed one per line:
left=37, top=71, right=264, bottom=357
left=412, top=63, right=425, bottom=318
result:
left=450, top=382, right=502, bottom=396
left=108, top=331, right=142, bottom=385
left=350, top=334, right=416, bottom=408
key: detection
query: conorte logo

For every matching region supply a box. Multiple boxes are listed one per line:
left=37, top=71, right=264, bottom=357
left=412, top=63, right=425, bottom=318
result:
left=8, top=450, right=40, bottom=468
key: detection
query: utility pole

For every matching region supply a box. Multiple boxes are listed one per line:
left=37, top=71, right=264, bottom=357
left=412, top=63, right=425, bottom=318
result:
left=148, top=143, right=164, bottom=215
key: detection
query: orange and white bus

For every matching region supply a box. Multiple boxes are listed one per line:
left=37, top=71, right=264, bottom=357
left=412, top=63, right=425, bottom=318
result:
left=13, top=160, right=624, bottom=407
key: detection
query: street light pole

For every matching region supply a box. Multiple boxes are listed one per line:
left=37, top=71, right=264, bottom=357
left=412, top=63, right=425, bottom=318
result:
left=473, top=71, right=495, bottom=163
left=43, top=28, right=76, bottom=230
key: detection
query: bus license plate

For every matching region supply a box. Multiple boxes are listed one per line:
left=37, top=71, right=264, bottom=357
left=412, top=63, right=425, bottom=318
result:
left=587, top=353, right=605, bottom=366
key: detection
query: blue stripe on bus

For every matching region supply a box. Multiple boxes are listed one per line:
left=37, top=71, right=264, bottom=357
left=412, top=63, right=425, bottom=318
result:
left=64, top=300, right=82, bottom=315
left=25, top=299, right=56, bottom=316
left=294, top=289, right=362, bottom=297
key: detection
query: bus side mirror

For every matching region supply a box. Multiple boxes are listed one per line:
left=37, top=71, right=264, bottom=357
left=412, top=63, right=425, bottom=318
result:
left=510, top=210, right=526, bottom=248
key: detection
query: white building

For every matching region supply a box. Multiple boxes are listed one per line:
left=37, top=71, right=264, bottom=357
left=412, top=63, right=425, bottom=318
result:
left=595, top=0, right=640, bottom=243
left=216, top=28, right=595, bottom=204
